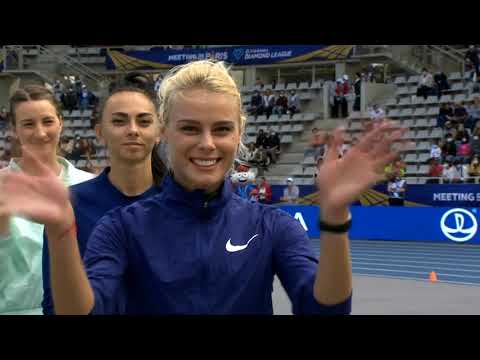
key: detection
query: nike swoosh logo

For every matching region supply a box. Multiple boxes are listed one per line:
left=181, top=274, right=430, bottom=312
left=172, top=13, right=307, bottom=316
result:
left=226, top=234, right=259, bottom=253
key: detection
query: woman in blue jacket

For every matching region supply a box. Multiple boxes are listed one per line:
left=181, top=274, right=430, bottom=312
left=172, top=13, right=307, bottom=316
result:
left=0, top=60, right=405, bottom=315
left=41, top=74, right=165, bottom=314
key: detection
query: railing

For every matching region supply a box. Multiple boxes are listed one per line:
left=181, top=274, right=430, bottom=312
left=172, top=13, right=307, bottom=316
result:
left=2, top=45, right=106, bottom=85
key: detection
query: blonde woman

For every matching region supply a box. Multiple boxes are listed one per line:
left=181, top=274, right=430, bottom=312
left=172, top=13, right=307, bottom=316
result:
left=0, top=61, right=405, bottom=315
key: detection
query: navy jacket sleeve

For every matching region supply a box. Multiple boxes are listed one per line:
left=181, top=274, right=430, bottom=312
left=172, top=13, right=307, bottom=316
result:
left=42, top=231, right=55, bottom=315
left=272, top=210, right=352, bottom=315
left=83, top=211, right=128, bottom=315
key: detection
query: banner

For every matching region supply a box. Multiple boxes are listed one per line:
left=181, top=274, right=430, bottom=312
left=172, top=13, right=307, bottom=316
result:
left=271, top=184, right=480, bottom=208
left=105, top=45, right=354, bottom=71
left=280, top=205, right=480, bottom=244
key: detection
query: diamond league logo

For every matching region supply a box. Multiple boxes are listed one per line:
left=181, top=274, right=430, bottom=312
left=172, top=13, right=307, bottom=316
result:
left=232, top=48, right=245, bottom=61
left=440, top=208, right=478, bottom=243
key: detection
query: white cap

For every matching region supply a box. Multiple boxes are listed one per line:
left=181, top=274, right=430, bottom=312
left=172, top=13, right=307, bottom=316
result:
left=343, top=74, right=349, bottom=81
left=287, top=177, right=294, bottom=183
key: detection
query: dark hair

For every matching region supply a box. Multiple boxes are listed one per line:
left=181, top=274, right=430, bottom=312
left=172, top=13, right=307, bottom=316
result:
left=9, top=85, right=63, bottom=126
left=97, top=73, right=166, bottom=186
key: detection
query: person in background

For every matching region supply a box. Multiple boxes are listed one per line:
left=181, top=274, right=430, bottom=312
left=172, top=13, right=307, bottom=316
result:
left=273, top=91, right=288, bottom=116
left=417, top=68, right=434, bottom=100
left=468, top=155, right=480, bottom=179
left=257, top=176, right=272, bottom=204
left=262, top=89, right=275, bottom=118
left=387, top=173, right=406, bottom=206
left=280, top=177, right=300, bottom=204
left=353, top=73, right=362, bottom=112
left=427, top=158, right=444, bottom=184
left=248, top=90, right=263, bottom=116
left=287, top=90, right=300, bottom=116
left=0, top=85, right=95, bottom=315
left=430, top=139, right=443, bottom=162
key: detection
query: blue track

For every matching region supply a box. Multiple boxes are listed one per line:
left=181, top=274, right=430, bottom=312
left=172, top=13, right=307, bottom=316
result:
left=310, top=239, right=480, bottom=286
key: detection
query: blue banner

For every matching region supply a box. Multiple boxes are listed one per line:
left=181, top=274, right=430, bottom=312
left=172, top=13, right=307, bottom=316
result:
left=105, top=45, right=354, bottom=71
left=280, top=205, right=480, bottom=244
left=271, top=184, right=480, bottom=208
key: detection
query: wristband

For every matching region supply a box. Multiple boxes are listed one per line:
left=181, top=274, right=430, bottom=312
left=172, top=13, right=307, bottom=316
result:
left=318, top=215, right=352, bottom=234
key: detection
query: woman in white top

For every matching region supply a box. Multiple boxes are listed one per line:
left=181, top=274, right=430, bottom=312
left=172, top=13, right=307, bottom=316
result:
left=0, top=85, right=94, bottom=315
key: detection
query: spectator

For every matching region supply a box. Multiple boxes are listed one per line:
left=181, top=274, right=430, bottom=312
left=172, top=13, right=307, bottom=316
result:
left=427, top=158, right=444, bottom=184
left=416, top=68, right=434, bottom=100
left=368, top=104, right=386, bottom=122
left=70, top=135, right=87, bottom=162
left=466, top=96, right=480, bottom=131
left=438, top=102, right=455, bottom=128
left=333, top=79, right=345, bottom=118
left=387, top=174, right=406, bottom=206
left=254, top=77, right=264, bottom=89
left=280, top=178, right=300, bottom=204
left=248, top=90, right=263, bottom=116
left=287, top=90, right=300, bottom=116
left=385, top=159, right=406, bottom=179
left=455, top=124, right=470, bottom=143
left=465, top=45, right=480, bottom=81
left=255, top=128, right=268, bottom=149
left=442, top=162, right=461, bottom=183
left=256, top=176, right=272, bottom=204
left=342, top=74, right=352, bottom=117
left=53, top=80, right=64, bottom=103
left=430, top=139, right=443, bottom=161
left=243, top=142, right=258, bottom=165
left=262, top=89, right=275, bottom=118
left=273, top=91, right=288, bottom=115
left=442, top=133, right=458, bottom=163
left=59, top=136, right=74, bottom=159
left=444, top=120, right=458, bottom=140
left=468, top=155, right=480, bottom=178
left=264, top=129, right=281, bottom=164
left=353, top=72, right=362, bottom=112
left=453, top=102, right=469, bottom=125
left=64, top=87, right=78, bottom=114
left=456, top=160, right=470, bottom=182
left=255, top=129, right=269, bottom=167
left=457, top=136, right=472, bottom=163
left=306, top=128, right=327, bottom=164
left=367, top=64, right=376, bottom=83
left=0, top=106, right=8, bottom=130
left=74, top=76, right=83, bottom=99
left=471, top=128, right=480, bottom=156
left=433, top=71, right=450, bottom=98
left=79, top=85, right=91, bottom=115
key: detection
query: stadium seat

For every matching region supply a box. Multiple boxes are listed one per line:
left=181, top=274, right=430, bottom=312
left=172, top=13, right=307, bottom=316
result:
left=286, top=83, right=298, bottom=90
left=298, top=82, right=310, bottom=90
left=439, top=94, right=452, bottom=103
left=407, top=75, right=420, bottom=84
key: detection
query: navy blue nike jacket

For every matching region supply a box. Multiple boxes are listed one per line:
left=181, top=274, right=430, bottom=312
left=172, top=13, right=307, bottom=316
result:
left=42, top=168, right=161, bottom=315
left=84, top=175, right=352, bottom=315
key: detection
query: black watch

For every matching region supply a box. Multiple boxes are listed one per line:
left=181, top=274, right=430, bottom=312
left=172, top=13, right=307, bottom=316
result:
left=318, top=216, right=352, bottom=234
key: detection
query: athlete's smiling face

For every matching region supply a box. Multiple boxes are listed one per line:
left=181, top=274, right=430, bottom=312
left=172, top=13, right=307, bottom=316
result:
left=163, top=87, right=241, bottom=194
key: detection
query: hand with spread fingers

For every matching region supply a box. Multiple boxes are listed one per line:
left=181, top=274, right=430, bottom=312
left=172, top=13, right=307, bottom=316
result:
left=315, top=120, right=406, bottom=214
left=0, top=147, right=73, bottom=236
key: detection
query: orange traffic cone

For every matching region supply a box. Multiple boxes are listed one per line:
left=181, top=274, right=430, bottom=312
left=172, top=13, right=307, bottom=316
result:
left=429, top=271, right=438, bottom=283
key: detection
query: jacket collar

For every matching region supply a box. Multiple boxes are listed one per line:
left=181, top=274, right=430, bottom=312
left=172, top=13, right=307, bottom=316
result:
left=161, top=174, right=233, bottom=218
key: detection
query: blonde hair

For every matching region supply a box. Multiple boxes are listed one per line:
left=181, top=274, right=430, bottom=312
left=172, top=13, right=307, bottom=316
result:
left=158, top=60, right=247, bottom=166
